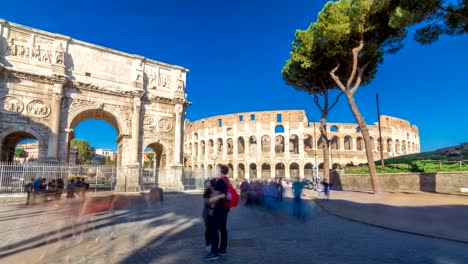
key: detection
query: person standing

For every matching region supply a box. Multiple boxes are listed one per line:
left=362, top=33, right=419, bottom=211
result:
left=202, top=179, right=215, bottom=252
left=204, top=165, right=231, bottom=261
left=292, top=180, right=305, bottom=218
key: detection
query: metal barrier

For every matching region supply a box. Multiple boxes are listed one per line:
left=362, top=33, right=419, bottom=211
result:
left=0, top=162, right=208, bottom=195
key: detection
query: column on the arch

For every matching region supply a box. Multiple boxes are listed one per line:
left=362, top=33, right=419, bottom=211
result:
left=46, top=83, right=63, bottom=162
left=173, top=104, right=183, bottom=165
left=130, top=96, right=141, bottom=163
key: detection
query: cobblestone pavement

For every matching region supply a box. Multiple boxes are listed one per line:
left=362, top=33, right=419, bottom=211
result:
left=0, top=192, right=467, bottom=264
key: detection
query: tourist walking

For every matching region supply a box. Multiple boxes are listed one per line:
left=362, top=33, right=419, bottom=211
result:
left=202, top=179, right=216, bottom=252
left=292, top=180, right=305, bottom=218
left=204, top=165, right=232, bottom=261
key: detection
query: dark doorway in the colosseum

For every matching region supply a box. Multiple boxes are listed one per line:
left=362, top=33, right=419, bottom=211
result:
left=194, top=142, right=198, bottom=157
left=275, top=135, right=285, bottom=154
left=249, top=163, right=257, bottom=179
left=208, top=140, right=214, bottom=157
left=318, top=138, right=324, bottom=149
left=238, top=163, right=245, bottom=179
left=331, top=136, right=340, bottom=150
left=228, top=163, right=234, bottom=178
left=387, top=139, right=393, bottom=152
left=238, top=137, right=245, bottom=154
left=344, top=136, right=353, bottom=150
left=275, top=163, right=285, bottom=178
left=290, top=163, right=300, bottom=180
left=305, top=163, right=313, bottom=177
left=201, top=140, right=206, bottom=157
left=289, top=135, right=299, bottom=154
left=261, top=136, right=270, bottom=153
left=261, top=163, right=270, bottom=179
left=217, top=138, right=223, bottom=157
left=357, top=137, right=364, bottom=151
left=227, top=139, right=233, bottom=155
left=304, top=134, right=313, bottom=153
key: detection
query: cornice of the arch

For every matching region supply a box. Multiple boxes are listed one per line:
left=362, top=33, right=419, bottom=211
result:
left=5, top=68, right=69, bottom=85
left=71, top=81, right=144, bottom=98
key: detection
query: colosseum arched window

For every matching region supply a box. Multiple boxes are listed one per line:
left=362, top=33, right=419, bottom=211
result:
left=402, top=140, right=407, bottom=154
left=261, top=163, right=271, bottom=179
left=356, top=137, right=364, bottom=151
left=289, top=134, right=299, bottom=154
left=344, top=136, right=352, bottom=150
left=275, top=163, right=285, bottom=178
left=304, top=134, right=313, bottom=150
left=330, top=125, right=339, bottom=132
left=395, top=139, right=400, bottom=154
left=200, top=140, right=205, bottom=157
left=261, top=135, right=270, bottom=152
left=412, top=142, right=415, bottom=153
left=238, top=163, right=245, bottom=179
left=194, top=142, right=198, bottom=156
left=317, top=137, right=325, bottom=149
left=275, top=135, right=285, bottom=153
left=304, top=163, right=313, bottom=177
left=208, top=139, right=214, bottom=156
left=238, top=137, right=245, bottom=154
left=194, top=133, right=198, bottom=140
left=228, top=163, right=234, bottom=177
left=330, top=136, right=340, bottom=150
left=227, top=138, right=234, bottom=155
left=249, top=136, right=257, bottom=153
left=275, top=125, right=285, bottom=133
left=216, top=138, right=223, bottom=157
left=188, top=143, right=192, bottom=155
left=249, top=163, right=257, bottom=179
left=290, top=163, right=300, bottom=180
left=387, top=139, right=393, bottom=152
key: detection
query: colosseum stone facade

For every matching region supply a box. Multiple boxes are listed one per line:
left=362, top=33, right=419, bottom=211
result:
left=184, top=110, right=420, bottom=180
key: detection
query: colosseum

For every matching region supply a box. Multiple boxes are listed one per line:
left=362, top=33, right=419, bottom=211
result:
left=183, top=110, right=420, bottom=180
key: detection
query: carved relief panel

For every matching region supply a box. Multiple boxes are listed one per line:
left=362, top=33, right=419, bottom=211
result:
left=7, top=30, right=31, bottom=59
left=158, top=68, right=172, bottom=88
left=0, top=96, right=24, bottom=114
left=26, top=100, right=51, bottom=118
left=32, top=36, right=54, bottom=64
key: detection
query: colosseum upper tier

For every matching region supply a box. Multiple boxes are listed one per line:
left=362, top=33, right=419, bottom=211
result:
left=183, top=110, right=420, bottom=179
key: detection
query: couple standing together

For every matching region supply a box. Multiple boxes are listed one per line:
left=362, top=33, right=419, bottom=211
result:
left=203, top=165, right=232, bottom=261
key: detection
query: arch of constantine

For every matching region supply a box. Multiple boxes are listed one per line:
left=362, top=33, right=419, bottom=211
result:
left=184, top=110, right=420, bottom=180
left=0, top=20, right=189, bottom=191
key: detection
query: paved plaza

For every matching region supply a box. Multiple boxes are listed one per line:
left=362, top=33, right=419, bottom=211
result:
left=0, top=191, right=467, bottom=264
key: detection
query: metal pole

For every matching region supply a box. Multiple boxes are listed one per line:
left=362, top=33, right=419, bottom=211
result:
left=376, top=93, right=385, bottom=170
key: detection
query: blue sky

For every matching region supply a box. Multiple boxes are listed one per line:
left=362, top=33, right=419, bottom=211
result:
left=5, top=0, right=467, bottom=152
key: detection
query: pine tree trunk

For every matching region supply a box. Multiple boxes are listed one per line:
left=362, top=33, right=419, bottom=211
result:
left=319, top=117, right=330, bottom=182
left=345, top=93, right=380, bottom=193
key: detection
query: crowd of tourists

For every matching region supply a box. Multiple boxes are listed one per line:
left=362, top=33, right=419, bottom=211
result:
left=201, top=167, right=331, bottom=261
left=25, top=177, right=89, bottom=204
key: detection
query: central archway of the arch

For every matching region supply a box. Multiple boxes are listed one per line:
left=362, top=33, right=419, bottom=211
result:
left=60, top=103, right=185, bottom=193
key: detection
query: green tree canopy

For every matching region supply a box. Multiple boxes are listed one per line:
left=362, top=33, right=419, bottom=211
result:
left=14, top=148, right=28, bottom=159
left=392, top=0, right=467, bottom=44
left=70, top=139, right=94, bottom=164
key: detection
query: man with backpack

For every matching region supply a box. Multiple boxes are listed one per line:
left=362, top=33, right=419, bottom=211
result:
left=204, top=165, right=238, bottom=261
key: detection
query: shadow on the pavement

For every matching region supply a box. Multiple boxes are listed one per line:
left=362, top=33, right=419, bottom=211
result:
left=0, top=193, right=167, bottom=258
left=316, top=198, right=468, bottom=243
left=118, top=196, right=319, bottom=264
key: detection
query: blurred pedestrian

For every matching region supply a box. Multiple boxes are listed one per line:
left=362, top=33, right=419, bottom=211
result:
left=292, top=180, right=305, bottom=218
